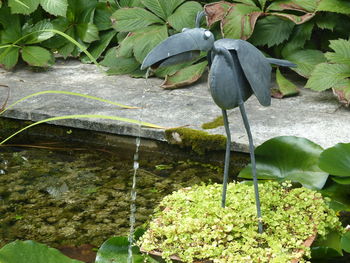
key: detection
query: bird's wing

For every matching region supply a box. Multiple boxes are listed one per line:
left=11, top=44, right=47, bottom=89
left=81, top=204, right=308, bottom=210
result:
left=215, top=39, right=272, bottom=106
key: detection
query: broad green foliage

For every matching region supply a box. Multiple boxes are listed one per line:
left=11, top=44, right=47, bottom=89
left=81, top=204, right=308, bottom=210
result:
left=306, top=39, right=350, bottom=106
left=95, top=236, right=157, bottom=263
left=139, top=181, right=343, bottom=262
left=107, top=0, right=204, bottom=88
left=0, top=240, right=83, bottom=263
left=239, top=136, right=328, bottom=190
left=8, top=0, right=68, bottom=16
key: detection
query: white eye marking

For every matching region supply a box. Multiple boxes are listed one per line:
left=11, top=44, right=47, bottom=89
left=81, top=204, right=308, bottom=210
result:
left=204, top=30, right=212, bottom=40
left=182, top=28, right=189, bottom=32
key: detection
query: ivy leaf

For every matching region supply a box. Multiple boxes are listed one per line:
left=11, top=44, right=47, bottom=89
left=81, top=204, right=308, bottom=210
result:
left=284, top=49, right=326, bottom=78
left=204, top=1, right=233, bottom=27
left=272, top=68, right=299, bottom=98
left=281, top=21, right=314, bottom=55
left=239, top=136, right=328, bottom=190
left=305, top=63, right=350, bottom=91
left=0, top=240, right=83, bottom=263
left=22, top=20, right=55, bottom=44
left=21, top=46, right=54, bottom=67
left=0, top=47, right=20, bottom=70
left=94, top=2, right=118, bottom=31
left=168, top=1, right=203, bottom=32
left=222, top=3, right=262, bottom=40
left=81, top=30, right=116, bottom=63
left=76, top=23, right=99, bottom=43
left=105, top=56, right=140, bottom=75
left=119, top=0, right=144, bottom=8
left=141, top=0, right=185, bottom=20
left=161, top=61, right=208, bottom=89
left=249, top=15, right=294, bottom=47
left=133, top=25, right=168, bottom=63
left=317, top=0, right=350, bottom=15
left=319, top=143, right=350, bottom=177
left=111, top=8, right=163, bottom=32
left=40, top=0, right=68, bottom=17
left=268, top=0, right=318, bottom=13
left=325, top=39, right=350, bottom=64
left=8, top=0, right=40, bottom=15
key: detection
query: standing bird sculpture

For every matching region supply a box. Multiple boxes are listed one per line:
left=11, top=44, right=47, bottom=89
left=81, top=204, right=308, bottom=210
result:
left=141, top=12, right=296, bottom=233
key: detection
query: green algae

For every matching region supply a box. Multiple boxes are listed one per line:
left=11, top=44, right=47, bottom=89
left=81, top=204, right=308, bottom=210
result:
left=165, top=127, right=226, bottom=155
left=201, top=115, right=224, bottom=130
left=0, top=146, right=226, bottom=248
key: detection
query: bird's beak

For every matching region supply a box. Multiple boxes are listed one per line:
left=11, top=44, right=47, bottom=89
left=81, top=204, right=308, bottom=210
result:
left=141, top=28, right=214, bottom=70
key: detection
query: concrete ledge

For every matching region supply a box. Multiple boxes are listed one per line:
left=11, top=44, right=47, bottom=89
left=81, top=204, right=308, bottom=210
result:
left=0, top=59, right=349, bottom=152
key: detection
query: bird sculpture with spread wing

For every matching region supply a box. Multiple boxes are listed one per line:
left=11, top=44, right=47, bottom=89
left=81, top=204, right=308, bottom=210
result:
left=141, top=11, right=296, bottom=233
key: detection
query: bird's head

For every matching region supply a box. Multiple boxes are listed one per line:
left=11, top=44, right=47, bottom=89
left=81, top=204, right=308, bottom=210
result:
left=141, top=12, right=214, bottom=70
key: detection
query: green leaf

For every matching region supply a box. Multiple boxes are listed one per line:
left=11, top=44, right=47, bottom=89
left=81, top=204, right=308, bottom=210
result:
left=0, top=240, right=83, bottom=263
left=249, top=15, right=294, bottom=47
left=119, top=0, right=144, bottom=8
left=161, top=61, right=208, bottom=89
left=22, top=20, right=55, bottom=44
left=268, top=0, right=318, bottom=13
left=95, top=236, right=153, bottom=263
left=81, top=30, right=116, bottom=63
left=281, top=21, right=314, bottom=55
left=116, top=33, right=138, bottom=58
left=0, top=47, right=20, bottom=70
left=21, top=46, right=54, bottom=67
left=154, top=61, right=193, bottom=78
left=76, top=23, right=99, bottom=43
left=321, top=182, right=350, bottom=211
left=317, top=0, right=350, bottom=15
left=0, top=6, right=22, bottom=43
left=111, top=7, right=163, bottom=32
left=315, top=13, right=338, bottom=30
left=168, top=1, right=203, bottom=32
left=341, top=232, right=350, bottom=253
left=331, top=176, right=350, bottom=185
left=222, top=4, right=261, bottom=40
left=311, top=232, right=343, bottom=259
left=325, top=39, right=350, bottom=64
left=272, top=68, right=299, bottom=98
left=8, top=0, right=40, bottom=14
left=305, top=63, right=350, bottom=91
left=94, top=2, right=117, bottom=31
left=133, top=25, right=168, bottom=63
left=142, top=0, right=185, bottom=20
left=284, top=49, right=326, bottom=78
left=105, top=56, right=140, bottom=75
left=67, top=0, right=97, bottom=23
left=319, top=143, right=350, bottom=177
left=40, top=0, right=68, bottom=17
left=239, top=136, right=329, bottom=190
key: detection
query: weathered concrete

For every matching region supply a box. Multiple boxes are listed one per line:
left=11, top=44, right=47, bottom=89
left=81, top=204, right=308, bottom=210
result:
left=0, top=59, right=349, bottom=152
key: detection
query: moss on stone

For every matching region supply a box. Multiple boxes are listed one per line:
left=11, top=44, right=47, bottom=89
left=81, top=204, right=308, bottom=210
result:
left=165, top=127, right=226, bottom=155
left=201, top=115, right=224, bottom=130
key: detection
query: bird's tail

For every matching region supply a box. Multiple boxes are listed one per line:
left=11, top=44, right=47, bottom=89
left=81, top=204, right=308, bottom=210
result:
left=266, top=58, right=297, bottom=68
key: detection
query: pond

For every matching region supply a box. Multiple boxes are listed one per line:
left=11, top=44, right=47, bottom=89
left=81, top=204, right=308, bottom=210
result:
left=0, top=139, right=248, bottom=262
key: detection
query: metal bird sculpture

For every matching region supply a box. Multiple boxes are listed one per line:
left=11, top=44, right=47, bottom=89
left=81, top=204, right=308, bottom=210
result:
left=141, top=11, right=296, bottom=233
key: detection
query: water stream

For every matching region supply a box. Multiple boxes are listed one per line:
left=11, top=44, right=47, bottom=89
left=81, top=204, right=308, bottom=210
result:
left=127, top=68, right=152, bottom=263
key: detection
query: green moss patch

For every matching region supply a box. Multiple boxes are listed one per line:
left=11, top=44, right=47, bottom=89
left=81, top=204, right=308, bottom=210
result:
left=165, top=127, right=226, bottom=155
left=201, top=115, right=224, bottom=130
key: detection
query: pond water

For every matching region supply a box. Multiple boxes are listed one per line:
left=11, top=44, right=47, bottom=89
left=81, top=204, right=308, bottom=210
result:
left=0, top=142, right=247, bottom=251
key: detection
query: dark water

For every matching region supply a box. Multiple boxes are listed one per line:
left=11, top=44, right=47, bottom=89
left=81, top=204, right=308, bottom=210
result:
left=0, top=143, right=242, bottom=248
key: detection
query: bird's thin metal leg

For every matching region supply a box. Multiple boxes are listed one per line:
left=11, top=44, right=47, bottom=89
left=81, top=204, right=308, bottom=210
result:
left=221, top=109, right=231, bottom=208
left=238, top=102, right=263, bottom=233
